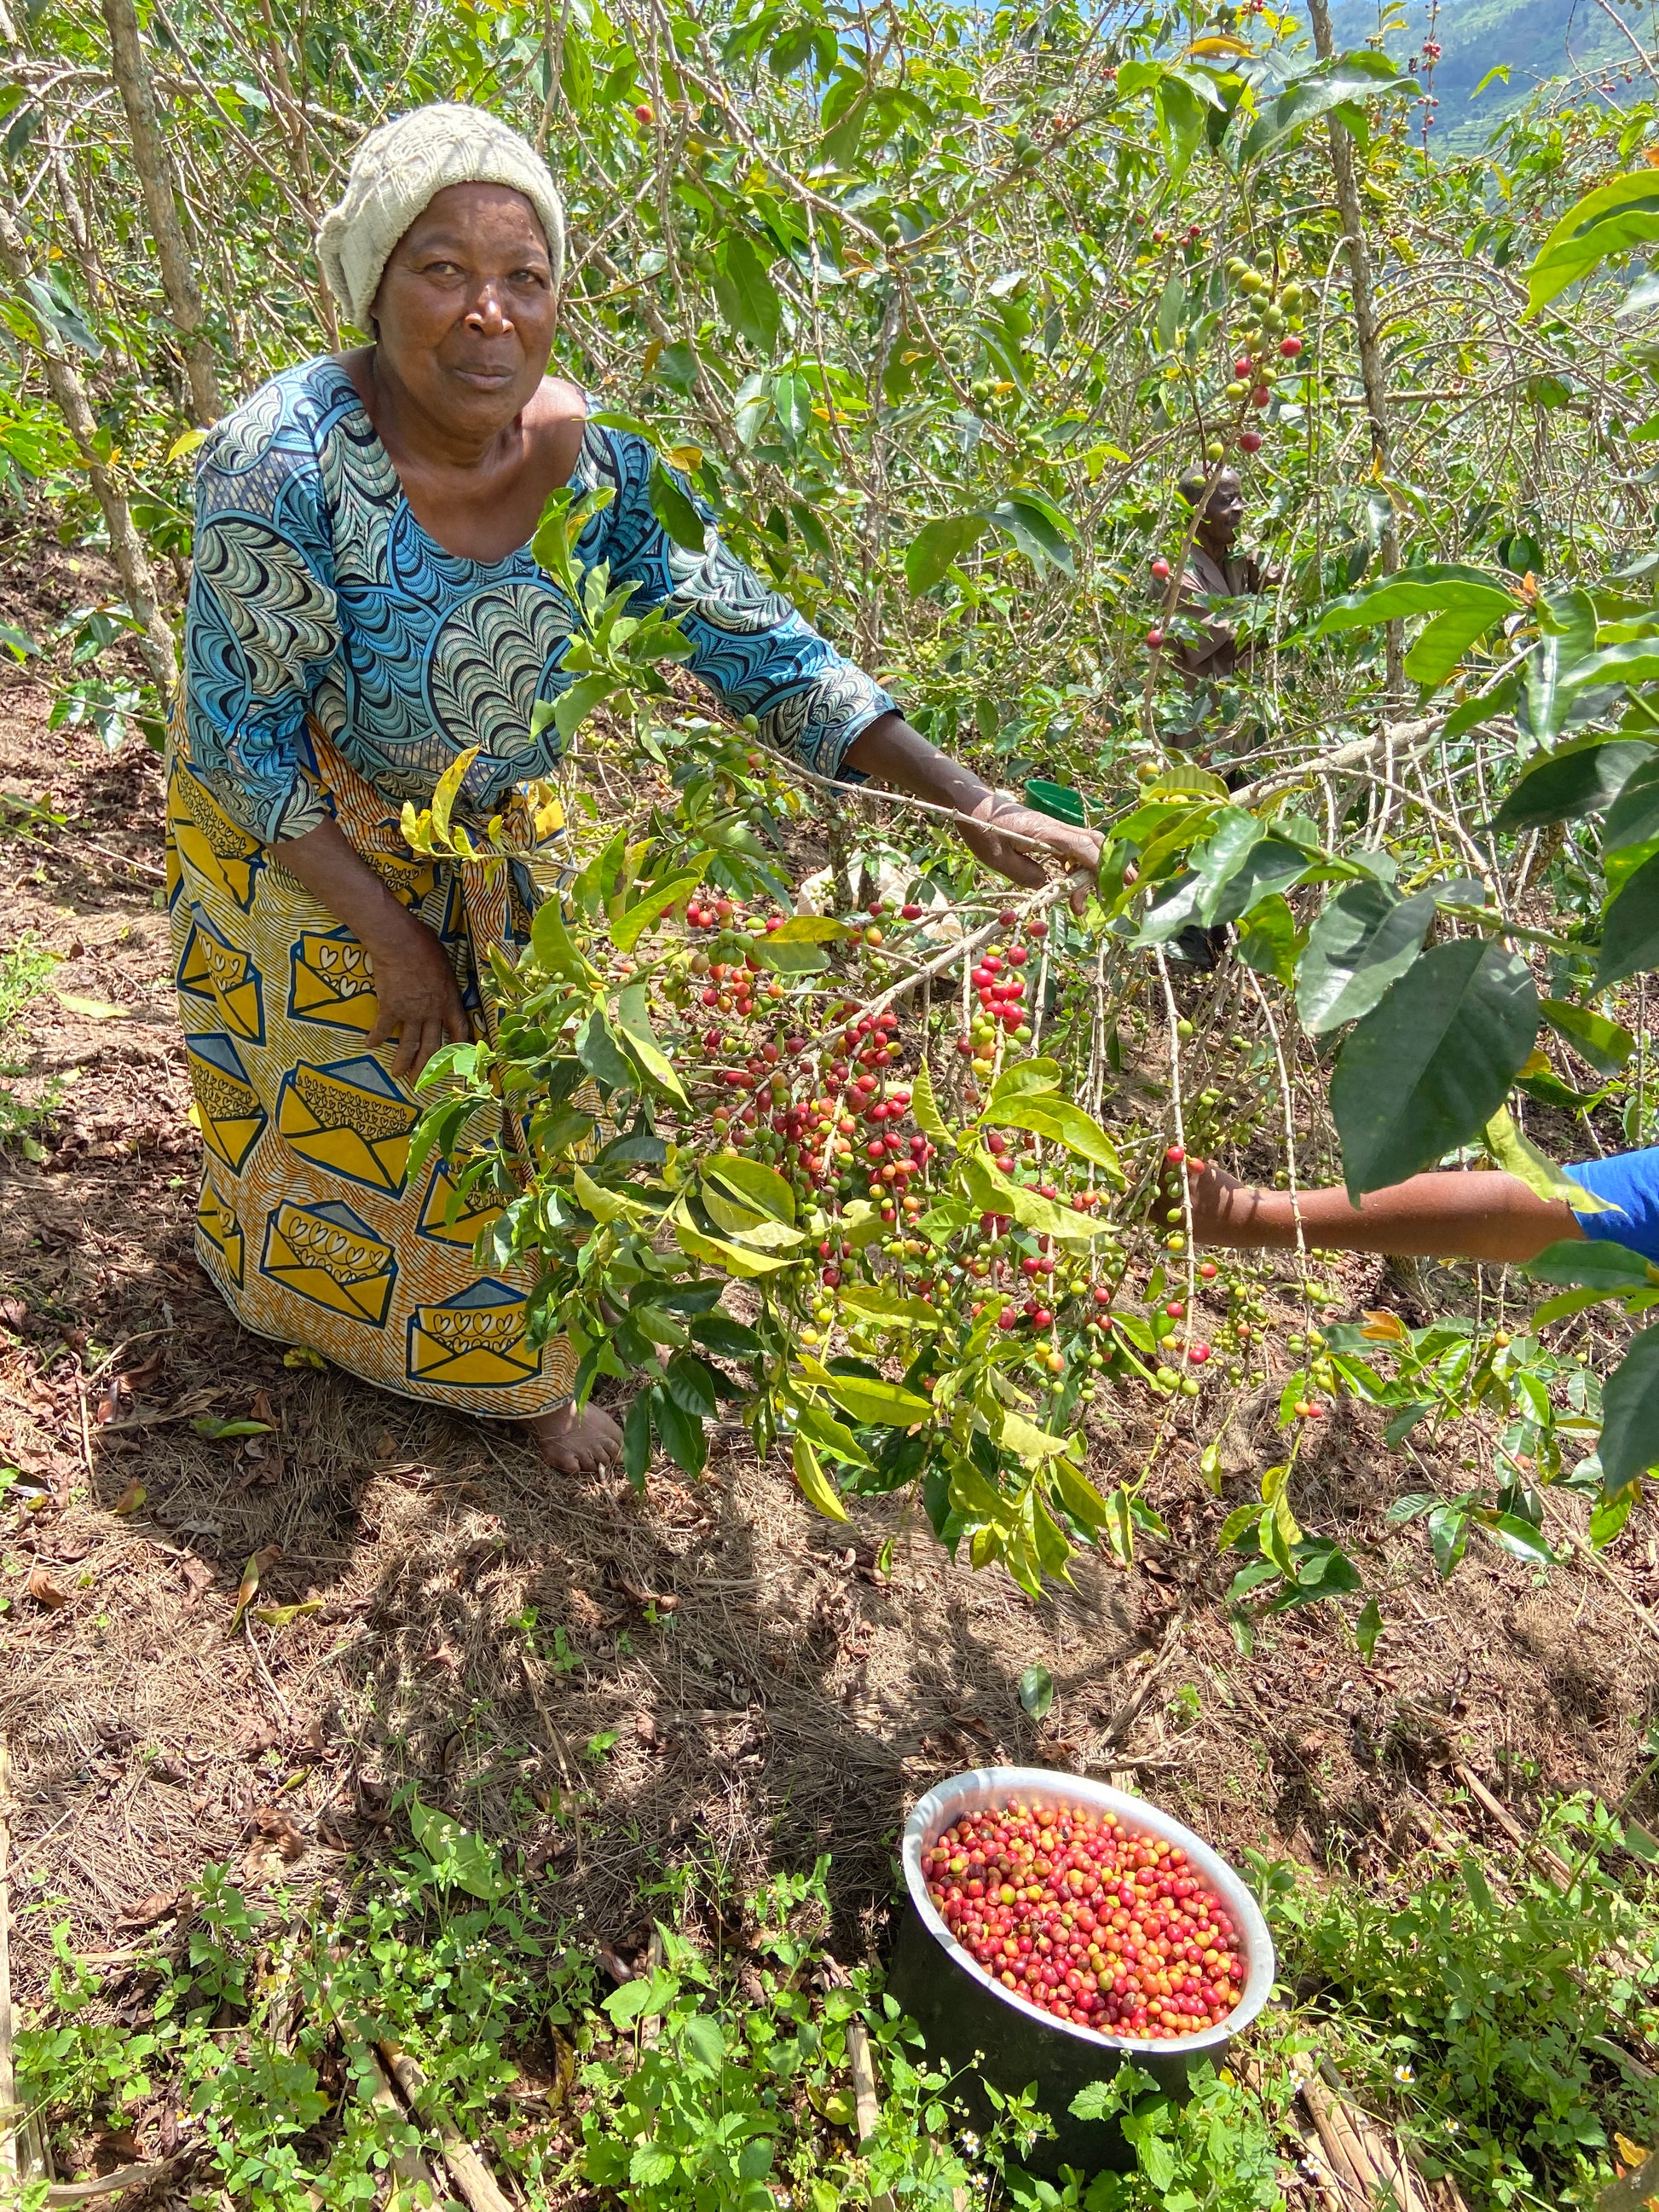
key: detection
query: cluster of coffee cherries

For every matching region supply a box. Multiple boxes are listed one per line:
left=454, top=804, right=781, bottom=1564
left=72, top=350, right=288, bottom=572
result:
left=1205, top=252, right=1306, bottom=461
left=705, top=1002, right=934, bottom=1212
left=956, top=909, right=1050, bottom=1079
left=922, top=1799, right=1247, bottom=2039
left=682, top=894, right=789, bottom=1022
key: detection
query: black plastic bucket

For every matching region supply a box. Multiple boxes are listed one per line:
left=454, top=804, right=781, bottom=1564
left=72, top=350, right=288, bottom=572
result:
left=885, top=1766, right=1275, bottom=2177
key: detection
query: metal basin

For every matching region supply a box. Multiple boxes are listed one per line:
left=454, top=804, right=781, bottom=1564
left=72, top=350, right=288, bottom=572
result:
left=885, top=1765, right=1276, bottom=2176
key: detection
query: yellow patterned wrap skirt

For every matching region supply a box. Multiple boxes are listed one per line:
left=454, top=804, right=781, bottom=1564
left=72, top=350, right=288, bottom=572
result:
left=166, top=724, right=577, bottom=1418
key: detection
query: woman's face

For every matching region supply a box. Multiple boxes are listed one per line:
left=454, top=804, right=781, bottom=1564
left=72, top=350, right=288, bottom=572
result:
left=371, top=182, right=556, bottom=436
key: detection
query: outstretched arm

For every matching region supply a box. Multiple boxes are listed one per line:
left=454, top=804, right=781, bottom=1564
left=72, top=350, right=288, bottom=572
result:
left=1187, top=1163, right=1584, bottom=1267
left=844, top=713, right=1103, bottom=910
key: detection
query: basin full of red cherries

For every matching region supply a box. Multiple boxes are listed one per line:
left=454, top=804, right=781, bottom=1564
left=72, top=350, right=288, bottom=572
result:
left=921, top=1797, right=1247, bottom=2040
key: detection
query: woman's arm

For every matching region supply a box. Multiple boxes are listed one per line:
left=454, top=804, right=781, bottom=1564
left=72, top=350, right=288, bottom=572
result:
left=844, top=713, right=1103, bottom=907
left=1188, top=1163, right=1583, bottom=1266
left=274, top=820, right=471, bottom=1079
left=600, top=438, right=1103, bottom=898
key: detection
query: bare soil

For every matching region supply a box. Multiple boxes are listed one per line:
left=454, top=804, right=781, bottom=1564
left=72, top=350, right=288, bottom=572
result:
left=3, top=525, right=1657, bottom=2026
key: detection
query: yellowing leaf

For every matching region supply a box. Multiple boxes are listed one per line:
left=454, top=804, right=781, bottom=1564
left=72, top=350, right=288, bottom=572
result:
left=168, top=426, right=210, bottom=463
left=669, top=1194, right=793, bottom=1278
left=431, top=744, right=480, bottom=847
left=1483, top=1104, right=1620, bottom=1212
left=793, top=1432, right=850, bottom=1522
left=910, top=1059, right=956, bottom=1147
left=228, top=1543, right=282, bottom=1637
left=283, top=1346, right=326, bottom=1370
left=112, top=1479, right=147, bottom=1516
left=1360, top=1308, right=1409, bottom=1343
left=999, top=1409, right=1069, bottom=1460
left=54, top=990, right=130, bottom=1019
left=253, top=1599, right=322, bottom=1627
left=573, top=1163, right=653, bottom=1224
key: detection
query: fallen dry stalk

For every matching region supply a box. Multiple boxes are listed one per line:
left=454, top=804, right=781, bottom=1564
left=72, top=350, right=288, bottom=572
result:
left=361, top=2045, right=440, bottom=2205
left=376, top=2040, right=514, bottom=2212
left=43, top=2163, right=182, bottom=2207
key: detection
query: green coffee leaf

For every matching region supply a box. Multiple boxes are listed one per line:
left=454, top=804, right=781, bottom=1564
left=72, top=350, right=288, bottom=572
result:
left=905, top=513, right=986, bottom=594
left=646, top=460, right=707, bottom=552
left=703, top=1152, right=796, bottom=1224
left=1330, top=940, right=1540, bottom=1198
left=823, top=1374, right=932, bottom=1427
left=1491, top=735, right=1653, bottom=834
left=1297, top=881, right=1436, bottom=1035
left=1539, top=996, right=1634, bottom=1077
left=1018, top=1663, right=1055, bottom=1719
left=1599, top=1323, right=1659, bottom=1490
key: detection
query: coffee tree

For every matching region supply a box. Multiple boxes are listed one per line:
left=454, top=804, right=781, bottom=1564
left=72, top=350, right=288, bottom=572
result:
left=6, top=0, right=1659, bottom=1614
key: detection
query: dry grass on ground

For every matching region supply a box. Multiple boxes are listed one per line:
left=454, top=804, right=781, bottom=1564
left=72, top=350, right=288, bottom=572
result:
left=2, top=537, right=1657, bottom=2023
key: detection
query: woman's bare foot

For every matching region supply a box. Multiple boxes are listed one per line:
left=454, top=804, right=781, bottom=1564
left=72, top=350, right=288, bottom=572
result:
left=528, top=1401, right=624, bottom=1474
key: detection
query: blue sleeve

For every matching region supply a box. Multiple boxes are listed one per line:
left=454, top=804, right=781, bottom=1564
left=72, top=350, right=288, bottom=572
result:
left=1563, top=1148, right=1659, bottom=1262
left=585, top=427, right=893, bottom=780
left=183, top=379, right=342, bottom=844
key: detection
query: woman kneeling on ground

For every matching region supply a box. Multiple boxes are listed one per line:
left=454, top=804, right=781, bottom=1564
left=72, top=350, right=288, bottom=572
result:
left=171, top=103, right=1101, bottom=1475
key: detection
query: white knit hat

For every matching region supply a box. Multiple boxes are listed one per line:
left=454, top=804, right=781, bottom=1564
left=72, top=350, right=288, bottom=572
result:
left=318, top=103, right=566, bottom=331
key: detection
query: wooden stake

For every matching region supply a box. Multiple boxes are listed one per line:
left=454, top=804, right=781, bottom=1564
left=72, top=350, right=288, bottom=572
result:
left=43, top=2163, right=180, bottom=2206
left=377, top=2041, right=514, bottom=2212
left=1298, top=2071, right=1379, bottom=2198
left=846, top=2019, right=881, bottom=2146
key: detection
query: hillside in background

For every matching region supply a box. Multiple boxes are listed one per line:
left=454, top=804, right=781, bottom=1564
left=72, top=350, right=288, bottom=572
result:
left=1328, top=0, right=1656, bottom=146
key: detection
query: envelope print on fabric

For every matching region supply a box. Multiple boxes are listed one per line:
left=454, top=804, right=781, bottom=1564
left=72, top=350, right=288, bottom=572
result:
left=275, top=1054, right=417, bottom=1193
left=185, top=1032, right=267, bottom=1175
left=196, top=1174, right=245, bottom=1288
left=260, top=1198, right=396, bottom=1327
left=167, top=759, right=263, bottom=913
left=417, top=1159, right=502, bottom=1249
left=177, top=909, right=263, bottom=1043
left=407, top=1279, right=539, bottom=1388
left=288, top=927, right=379, bottom=1033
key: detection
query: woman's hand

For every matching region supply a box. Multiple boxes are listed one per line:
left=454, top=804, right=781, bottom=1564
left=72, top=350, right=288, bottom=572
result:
left=842, top=713, right=1102, bottom=911
left=361, top=904, right=472, bottom=1079
left=271, top=817, right=471, bottom=1081
left=961, top=791, right=1103, bottom=909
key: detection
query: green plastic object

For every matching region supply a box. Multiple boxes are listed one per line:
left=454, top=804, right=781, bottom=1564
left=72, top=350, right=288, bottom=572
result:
left=1023, top=777, right=1088, bottom=827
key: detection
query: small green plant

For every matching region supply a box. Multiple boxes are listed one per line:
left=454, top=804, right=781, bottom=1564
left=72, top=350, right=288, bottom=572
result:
left=579, top=1862, right=986, bottom=2212
left=0, top=934, right=62, bottom=1157
left=1014, top=2058, right=1294, bottom=2211
left=1257, top=1792, right=1659, bottom=2210
left=16, top=1811, right=591, bottom=2212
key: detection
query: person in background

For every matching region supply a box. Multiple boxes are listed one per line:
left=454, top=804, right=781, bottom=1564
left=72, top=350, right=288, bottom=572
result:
left=1183, top=1148, right=1659, bottom=1268
left=1171, top=465, right=1269, bottom=690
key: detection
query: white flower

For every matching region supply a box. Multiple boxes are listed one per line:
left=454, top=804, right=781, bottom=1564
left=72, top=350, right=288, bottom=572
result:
left=1393, top=2065, right=1414, bottom=2085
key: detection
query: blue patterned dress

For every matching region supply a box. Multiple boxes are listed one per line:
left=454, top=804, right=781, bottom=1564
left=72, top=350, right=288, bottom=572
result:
left=170, top=355, right=892, bottom=1417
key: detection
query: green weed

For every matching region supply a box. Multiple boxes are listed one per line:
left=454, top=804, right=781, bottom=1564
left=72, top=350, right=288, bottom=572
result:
left=0, top=932, right=61, bottom=1155
left=16, top=1798, right=1659, bottom=2212
left=1257, top=1793, right=1659, bottom=2210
